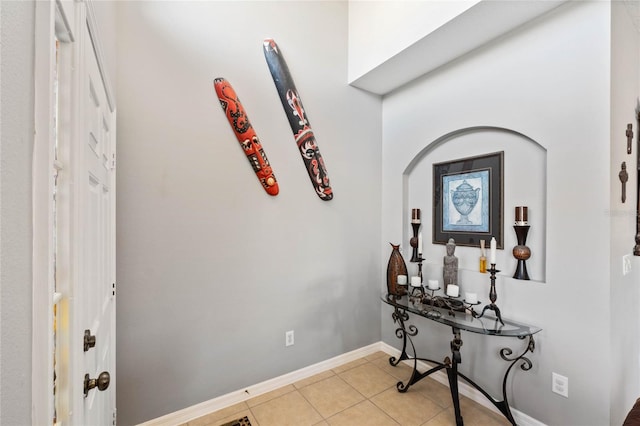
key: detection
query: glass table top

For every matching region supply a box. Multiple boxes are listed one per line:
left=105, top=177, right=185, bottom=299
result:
left=382, top=293, right=541, bottom=337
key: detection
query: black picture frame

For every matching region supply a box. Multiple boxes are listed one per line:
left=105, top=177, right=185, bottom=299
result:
left=433, top=151, right=504, bottom=248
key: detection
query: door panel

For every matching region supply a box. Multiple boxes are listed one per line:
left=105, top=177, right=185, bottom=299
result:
left=48, top=2, right=116, bottom=425
left=79, top=17, right=115, bottom=425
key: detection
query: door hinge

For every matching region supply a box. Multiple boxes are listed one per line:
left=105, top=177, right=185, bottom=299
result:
left=111, top=153, right=116, bottom=170
left=112, top=282, right=115, bottom=296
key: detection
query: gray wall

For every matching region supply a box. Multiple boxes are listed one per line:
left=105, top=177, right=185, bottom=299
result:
left=0, top=1, right=35, bottom=425
left=380, top=2, right=619, bottom=425
left=115, top=2, right=382, bottom=424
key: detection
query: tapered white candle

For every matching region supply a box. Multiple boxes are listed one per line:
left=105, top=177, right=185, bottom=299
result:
left=418, top=232, right=423, bottom=255
left=489, top=237, right=497, bottom=264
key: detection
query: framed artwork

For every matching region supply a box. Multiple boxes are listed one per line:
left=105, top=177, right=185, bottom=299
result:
left=433, top=151, right=504, bottom=248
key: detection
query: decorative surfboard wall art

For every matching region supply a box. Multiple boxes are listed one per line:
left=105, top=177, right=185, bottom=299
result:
left=263, top=38, right=333, bottom=201
left=214, top=77, right=279, bottom=196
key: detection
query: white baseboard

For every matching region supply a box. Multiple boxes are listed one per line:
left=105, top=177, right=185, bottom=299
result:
left=138, top=342, right=385, bottom=426
left=139, top=341, right=545, bottom=426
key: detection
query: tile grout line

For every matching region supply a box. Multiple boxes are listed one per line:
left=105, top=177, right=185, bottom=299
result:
left=305, top=358, right=401, bottom=426
left=184, top=351, right=508, bottom=426
left=303, top=368, right=364, bottom=422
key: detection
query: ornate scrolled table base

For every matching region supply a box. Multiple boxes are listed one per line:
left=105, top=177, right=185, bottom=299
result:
left=384, top=295, right=540, bottom=426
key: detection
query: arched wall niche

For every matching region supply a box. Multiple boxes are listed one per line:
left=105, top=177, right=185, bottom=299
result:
left=402, top=126, right=547, bottom=285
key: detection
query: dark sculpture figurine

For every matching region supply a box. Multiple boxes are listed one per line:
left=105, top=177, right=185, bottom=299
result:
left=443, top=238, right=458, bottom=293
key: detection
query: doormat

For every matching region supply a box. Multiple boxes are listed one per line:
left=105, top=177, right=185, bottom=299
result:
left=219, top=416, right=251, bottom=426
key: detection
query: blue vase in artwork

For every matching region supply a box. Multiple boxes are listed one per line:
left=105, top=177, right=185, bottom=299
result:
left=451, top=181, right=480, bottom=225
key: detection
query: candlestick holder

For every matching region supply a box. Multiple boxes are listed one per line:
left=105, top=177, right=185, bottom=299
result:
left=409, top=282, right=425, bottom=303
left=463, top=299, right=482, bottom=317
left=476, top=264, right=505, bottom=325
left=408, top=256, right=425, bottom=302
left=410, top=222, right=421, bottom=262
left=423, top=286, right=440, bottom=300
left=512, top=225, right=531, bottom=280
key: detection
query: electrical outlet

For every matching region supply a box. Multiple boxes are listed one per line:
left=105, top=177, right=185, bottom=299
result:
left=285, top=330, right=294, bottom=347
left=623, top=254, right=632, bottom=276
left=552, top=373, right=568, bottom=398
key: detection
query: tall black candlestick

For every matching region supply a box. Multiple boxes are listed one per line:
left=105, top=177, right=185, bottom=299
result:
left=513, top=225, right=531, bottom=280
left=476, top=264, right=504, bottom=326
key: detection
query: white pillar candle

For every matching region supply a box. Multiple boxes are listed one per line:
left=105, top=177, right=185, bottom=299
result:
left=489, top=237, right=497, bottom=264
left=427, top=279, right=439, bottom=290
left=466, top=292, right=478, bottom=304
left=418, top=232, right=423, bottom=255
left=446, top=284, right=459, bottom=298
left=397, top=275, right=407, bottom=285
left=410, top=276, right=422, bottom=287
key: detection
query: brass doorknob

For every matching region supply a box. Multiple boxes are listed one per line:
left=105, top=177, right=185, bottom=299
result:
left=84, top=371, right=110, bottom=397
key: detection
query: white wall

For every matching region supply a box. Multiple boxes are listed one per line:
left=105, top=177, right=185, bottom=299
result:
left=380, top=2, right=613, bottom=425
left=347, top=1, right=567, bottom=95
left=115, top=1, right=382, bottom=424
left=347, top=0, right=478, bottom=82
left=609, top=2, right=640, bottom=425
left=0, top=1, right=35, bottom=424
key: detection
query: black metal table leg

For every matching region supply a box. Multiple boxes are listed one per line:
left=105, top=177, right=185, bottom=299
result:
left=454, top=335, right=537, bottom=426
left=389, top=306, right=416, bottom=367
left=447, top=327, right=464, bottom=426
left=497, top=335, right=536, bottom=424
left=388, top=306, right=448, bottom=393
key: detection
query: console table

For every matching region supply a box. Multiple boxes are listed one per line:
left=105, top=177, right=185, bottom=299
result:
left=381, top=293, right=541, bottom=426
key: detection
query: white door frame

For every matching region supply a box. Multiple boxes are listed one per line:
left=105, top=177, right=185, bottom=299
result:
left=32, top=0, right=116, bottom=424
left=32, top=1, right=59, bottom=424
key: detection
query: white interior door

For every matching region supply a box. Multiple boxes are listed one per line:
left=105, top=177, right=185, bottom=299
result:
left=77, top=17, right=117, bottom=426
left=34, top=1, right=116, bottom=425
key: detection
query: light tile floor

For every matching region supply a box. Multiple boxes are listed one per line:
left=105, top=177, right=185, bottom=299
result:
left=182, top=351, right=511, bottom=426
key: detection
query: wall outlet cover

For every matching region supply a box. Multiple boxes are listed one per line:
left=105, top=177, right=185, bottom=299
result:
left=623, top=254, right=632, bottom=275
left=552, top=372, right=568, bottom=398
